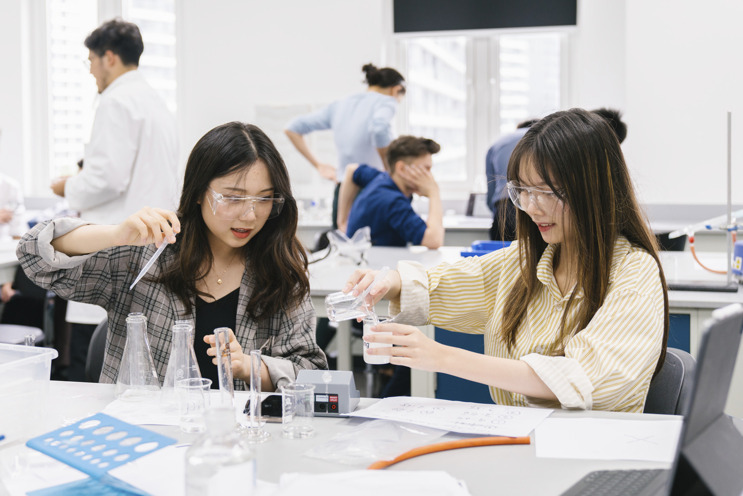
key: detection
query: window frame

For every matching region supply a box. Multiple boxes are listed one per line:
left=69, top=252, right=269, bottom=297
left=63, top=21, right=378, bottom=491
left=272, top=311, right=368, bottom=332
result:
left=391, top=27, right=572, bottom=202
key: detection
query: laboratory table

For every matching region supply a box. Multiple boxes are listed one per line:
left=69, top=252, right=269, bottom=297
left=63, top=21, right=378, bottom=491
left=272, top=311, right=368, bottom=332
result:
left=0, top=381, right=687, bottom=496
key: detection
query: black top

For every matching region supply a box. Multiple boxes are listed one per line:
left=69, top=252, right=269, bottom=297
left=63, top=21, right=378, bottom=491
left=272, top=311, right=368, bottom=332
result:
left=195, top=288, right=239, bottom=389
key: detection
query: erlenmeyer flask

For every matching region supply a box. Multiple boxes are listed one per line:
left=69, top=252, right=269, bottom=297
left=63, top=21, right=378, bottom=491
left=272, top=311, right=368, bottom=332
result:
left=162, top=323, right=202, bottom=406
left=115, top=313, right=160, bottom=400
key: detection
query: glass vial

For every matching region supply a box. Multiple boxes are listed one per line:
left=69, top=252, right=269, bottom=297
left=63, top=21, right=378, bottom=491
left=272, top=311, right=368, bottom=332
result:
left=213, top=327, right=235, bottom=409
left=115, top=313, right=160, bottom=400
left=185, top=407, right=256, bottom=495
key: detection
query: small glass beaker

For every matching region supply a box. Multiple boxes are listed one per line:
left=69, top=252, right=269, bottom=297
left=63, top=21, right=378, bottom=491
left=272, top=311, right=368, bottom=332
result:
left=281, top=383, right=315, bottom=439
left=324, top=291, right=368, bottom=322
left=115, top=313, right=160, bottom=400
left=363, top=315, right=393, bottom=365
left=176, top=378, right=212, bottom=433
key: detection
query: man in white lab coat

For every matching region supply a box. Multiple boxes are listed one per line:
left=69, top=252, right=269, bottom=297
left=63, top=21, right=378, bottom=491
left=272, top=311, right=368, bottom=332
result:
left=49, top=19, right=179, bottom=380
left=51, top=18, right=179, bottom=224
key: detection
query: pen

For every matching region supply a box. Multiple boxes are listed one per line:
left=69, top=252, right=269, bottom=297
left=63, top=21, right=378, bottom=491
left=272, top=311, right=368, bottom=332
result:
left=129, top=241, right=170, bottom=290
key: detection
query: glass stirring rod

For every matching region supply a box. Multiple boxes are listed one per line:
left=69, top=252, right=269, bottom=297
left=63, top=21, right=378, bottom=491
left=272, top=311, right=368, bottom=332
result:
left=129, top=241, right=169, bottom=290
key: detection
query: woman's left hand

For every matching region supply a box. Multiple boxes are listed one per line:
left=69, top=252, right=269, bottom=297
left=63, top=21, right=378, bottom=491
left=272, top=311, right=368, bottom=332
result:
left=203, top=328, right=250, bottom=382
left=364, top=322, right=447, bottom=372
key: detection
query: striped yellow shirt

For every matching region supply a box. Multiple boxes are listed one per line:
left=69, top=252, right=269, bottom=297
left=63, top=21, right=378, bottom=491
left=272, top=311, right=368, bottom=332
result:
left=391, top=236, right=665, bottom=412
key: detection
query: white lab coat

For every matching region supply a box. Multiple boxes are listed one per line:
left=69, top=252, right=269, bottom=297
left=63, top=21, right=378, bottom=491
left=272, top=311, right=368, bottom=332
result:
left=64, top=70, right=180, bottom=225
left=64, top=70, right=179, bottom=325
left=0, top=173, right=26, bottom=239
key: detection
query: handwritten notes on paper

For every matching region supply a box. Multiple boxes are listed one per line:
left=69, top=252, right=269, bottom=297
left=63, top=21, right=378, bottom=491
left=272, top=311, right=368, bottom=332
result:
left=348, top=397, right=552, bottom=437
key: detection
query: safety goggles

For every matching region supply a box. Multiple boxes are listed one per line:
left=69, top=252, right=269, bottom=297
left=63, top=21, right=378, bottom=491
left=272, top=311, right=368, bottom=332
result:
left=207, top=188, right=284, bottom=220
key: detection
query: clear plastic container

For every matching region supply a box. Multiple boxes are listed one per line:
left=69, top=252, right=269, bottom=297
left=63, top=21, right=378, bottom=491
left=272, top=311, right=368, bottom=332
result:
left=0, top=343, right=58, bottom=442
left=185, top=407, right=256, bottom=495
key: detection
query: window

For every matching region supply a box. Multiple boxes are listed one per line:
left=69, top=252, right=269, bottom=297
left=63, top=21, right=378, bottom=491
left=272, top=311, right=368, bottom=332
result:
left=45, top=0, right=99, bottom=178
left=123, top=0, right=177, bottom=113
left=396, top=32, right=566, bottom=198
left=38, top=0, right=177, bottom=185
left=405, top=37, right=468, bottom=183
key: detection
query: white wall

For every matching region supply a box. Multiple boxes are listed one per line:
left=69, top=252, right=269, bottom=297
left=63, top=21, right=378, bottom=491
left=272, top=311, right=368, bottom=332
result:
left=568, top=0, right=626, bottom=111
left=177, top=0, right=387, bottom=201
left=624, top=0, right=743, bottom=206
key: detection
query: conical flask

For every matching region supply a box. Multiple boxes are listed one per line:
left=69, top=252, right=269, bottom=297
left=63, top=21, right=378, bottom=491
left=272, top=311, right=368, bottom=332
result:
left=162, top=322, right=202, bottom=405
left=115, top=313, right=160, bottom=400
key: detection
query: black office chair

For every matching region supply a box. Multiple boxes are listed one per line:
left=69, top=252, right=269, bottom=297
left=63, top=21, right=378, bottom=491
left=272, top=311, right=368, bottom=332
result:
left=644, top=347, right=696, bottom=415
left=84, top=318, right=108, bottom=382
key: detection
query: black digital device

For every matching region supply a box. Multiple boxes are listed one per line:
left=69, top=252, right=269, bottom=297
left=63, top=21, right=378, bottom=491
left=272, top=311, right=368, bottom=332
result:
left=243, top=394, right=282, bottom=419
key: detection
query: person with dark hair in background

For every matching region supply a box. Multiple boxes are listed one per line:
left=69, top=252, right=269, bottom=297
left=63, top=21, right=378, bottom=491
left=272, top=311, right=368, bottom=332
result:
left=338, top=135, right=444, bottom=249
left=48, top=19, right=180, bottom=381
left=347, top=109, right=667, bottom=412
left=486, top=119, right=539, bottom=241
left=21, top=122, right=327, bottom=389
left=284, top=63, right=406, bottom=228
left=336, top=135, right=442, bottom=397
left=487, top=108, right=627, bottom=241
left=51, top=18, right=179, bottom=223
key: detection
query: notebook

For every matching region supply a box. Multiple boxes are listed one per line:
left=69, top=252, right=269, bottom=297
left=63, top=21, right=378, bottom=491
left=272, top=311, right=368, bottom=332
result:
left=561, top=303, right=743, bottom=496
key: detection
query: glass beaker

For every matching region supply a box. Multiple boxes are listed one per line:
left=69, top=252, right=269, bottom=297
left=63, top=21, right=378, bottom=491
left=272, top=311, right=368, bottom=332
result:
left=162, top=323, right=202, bottom=406
left=324, top=292, right=369, bottom=322
left=115, top=313, right=160, bottom=400
left=363, top=315, right=393, bottom=365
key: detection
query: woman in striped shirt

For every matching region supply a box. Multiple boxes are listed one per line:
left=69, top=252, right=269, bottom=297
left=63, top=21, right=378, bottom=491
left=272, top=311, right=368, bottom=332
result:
left=346, top=108, right=669, bottom=412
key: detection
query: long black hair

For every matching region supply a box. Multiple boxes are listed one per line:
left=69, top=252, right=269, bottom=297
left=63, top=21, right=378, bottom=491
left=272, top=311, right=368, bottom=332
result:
left=502, top=108, right=669, bottom=375
left=159, top=122, right=309, bottom=319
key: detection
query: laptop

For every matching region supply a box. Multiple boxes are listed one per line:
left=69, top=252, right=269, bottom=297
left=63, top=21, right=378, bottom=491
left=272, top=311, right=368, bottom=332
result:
left=561, top=303, right=743, bottom=496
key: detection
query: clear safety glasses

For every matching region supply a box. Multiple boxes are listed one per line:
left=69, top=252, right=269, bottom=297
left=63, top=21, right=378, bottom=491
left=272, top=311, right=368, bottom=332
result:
left=506, top=181, right=562, bottom=212
left=207, top=188, right=285, bottom=220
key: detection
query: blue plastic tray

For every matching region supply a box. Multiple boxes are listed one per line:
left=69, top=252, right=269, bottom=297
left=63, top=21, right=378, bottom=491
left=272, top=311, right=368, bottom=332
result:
left=26, top=413, right=176, bottom=479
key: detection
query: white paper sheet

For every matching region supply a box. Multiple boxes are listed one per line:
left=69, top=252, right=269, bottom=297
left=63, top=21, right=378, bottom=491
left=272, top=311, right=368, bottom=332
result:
left=535, top=418, right=682, bottom=462
left=347, top=396, right=552, bottom=437
left=277, top=470, right=471, bottom=496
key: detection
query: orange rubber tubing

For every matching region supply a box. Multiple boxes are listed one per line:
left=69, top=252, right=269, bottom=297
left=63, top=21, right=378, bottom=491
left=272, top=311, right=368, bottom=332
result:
left=367, top=436, right=531, bottom=470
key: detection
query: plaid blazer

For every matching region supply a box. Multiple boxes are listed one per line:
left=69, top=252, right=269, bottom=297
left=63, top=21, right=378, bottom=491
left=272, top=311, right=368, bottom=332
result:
left=17, top=218, right=327, bottom=390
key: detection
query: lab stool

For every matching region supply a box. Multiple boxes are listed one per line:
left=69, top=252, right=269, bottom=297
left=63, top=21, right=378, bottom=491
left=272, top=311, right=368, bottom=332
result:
left=0, top=324, right=45, bottom=345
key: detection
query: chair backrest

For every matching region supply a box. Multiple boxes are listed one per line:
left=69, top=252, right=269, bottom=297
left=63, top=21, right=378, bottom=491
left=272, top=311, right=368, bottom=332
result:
left=85, top=318, right=108, bottom=382
left=644, top=347, right=696, bottom=415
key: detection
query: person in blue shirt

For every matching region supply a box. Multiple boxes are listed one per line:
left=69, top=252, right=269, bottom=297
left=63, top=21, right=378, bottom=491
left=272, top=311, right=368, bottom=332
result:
left=486, top=120, right=538, bottom=241
left=338, top=136, right=443, bottom=249
left=284, top=64, right=406, bottom=229
left=487, top=109, right=627, bottom=241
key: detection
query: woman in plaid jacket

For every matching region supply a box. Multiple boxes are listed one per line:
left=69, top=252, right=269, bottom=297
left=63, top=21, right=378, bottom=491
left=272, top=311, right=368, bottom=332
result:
left=18, top=122, right=327, bottom=391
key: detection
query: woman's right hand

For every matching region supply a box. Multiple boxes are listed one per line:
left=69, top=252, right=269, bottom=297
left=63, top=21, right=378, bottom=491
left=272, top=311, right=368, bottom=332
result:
left=342, top=268, right=402, bottom=306
left=113, top=207, right=181, bottom=248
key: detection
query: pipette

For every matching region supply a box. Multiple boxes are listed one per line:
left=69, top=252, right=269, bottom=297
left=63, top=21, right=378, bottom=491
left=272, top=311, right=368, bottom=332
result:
left=129, top=241, right=169, bottom=290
